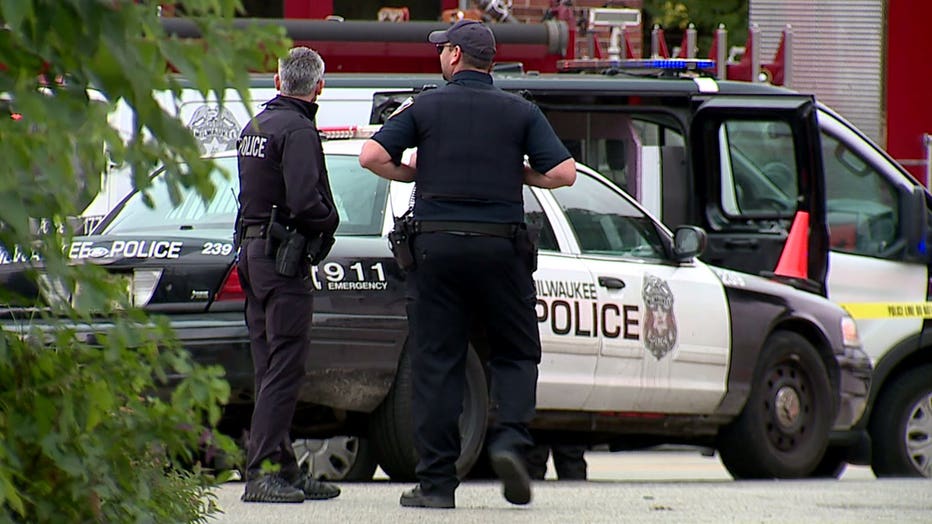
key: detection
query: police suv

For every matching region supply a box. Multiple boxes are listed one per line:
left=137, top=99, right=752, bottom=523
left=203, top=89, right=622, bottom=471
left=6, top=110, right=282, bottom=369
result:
left=0, top=130, right=871, bottom=481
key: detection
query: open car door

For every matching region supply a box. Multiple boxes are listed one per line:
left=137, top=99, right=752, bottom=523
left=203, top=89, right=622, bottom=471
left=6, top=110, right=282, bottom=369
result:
left=689, top=95, right=828, bottom=295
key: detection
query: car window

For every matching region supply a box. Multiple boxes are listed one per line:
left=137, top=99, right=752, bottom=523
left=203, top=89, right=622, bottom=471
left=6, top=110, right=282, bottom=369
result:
left=718, top=119, right=797, bottom=216
left=550, top=173, right=666, bottom=260
left=327, top=154, right=389, bottom=235
left=545, top=111, right=685, bottom=196
left=523, top=187, right=558, bottom=252
left=821, top=131, right=900, bottom=257
left=100, top=154, right=389, bottom=236
left=101, top=157, right=240, bottom=234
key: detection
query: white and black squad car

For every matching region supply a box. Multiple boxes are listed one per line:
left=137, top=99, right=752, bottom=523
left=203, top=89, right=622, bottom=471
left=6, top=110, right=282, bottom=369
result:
left=0, top=133, right=872, bottom=481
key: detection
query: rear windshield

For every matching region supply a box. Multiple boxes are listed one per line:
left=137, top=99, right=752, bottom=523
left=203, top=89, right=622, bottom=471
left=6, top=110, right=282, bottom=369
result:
left=100, top=154, right=389, bottom=236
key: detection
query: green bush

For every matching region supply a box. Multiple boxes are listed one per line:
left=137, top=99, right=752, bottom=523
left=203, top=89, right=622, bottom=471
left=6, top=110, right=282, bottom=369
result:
left=0, top=1, right=288, bottom=521
left=0, top=313, right=234, bottom=522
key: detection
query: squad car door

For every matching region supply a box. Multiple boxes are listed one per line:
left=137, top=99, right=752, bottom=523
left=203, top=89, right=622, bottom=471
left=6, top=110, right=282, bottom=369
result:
left=546, top=170, right=731, bottom=413
left=689, top=96, right=828, bottom=293
left=525, top=187, right=599, bottom=411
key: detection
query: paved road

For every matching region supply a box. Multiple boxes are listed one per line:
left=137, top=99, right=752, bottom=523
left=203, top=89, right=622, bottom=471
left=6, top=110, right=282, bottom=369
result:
left=208, top=450, right=931, bottom=523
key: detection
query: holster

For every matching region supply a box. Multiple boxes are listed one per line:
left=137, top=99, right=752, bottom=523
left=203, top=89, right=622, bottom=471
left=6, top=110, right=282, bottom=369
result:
left=264, top=206, right=289, bottom=258
left=388, top=211, right=416, bottom=271
left=274, top=230, right=308, bottom=278
left=514, top=223, right=540, bottom=273
left=262, top=205, right=335, bottom=277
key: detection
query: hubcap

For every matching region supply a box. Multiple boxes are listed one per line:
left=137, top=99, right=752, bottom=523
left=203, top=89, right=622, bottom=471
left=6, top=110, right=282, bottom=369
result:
left=904, top=391, right=932, bottom=477
left=765, top=362, right=811, bottom=452
left=775, top=386, right=802, bottom=428
left=293, top=437, right=360, bottom=480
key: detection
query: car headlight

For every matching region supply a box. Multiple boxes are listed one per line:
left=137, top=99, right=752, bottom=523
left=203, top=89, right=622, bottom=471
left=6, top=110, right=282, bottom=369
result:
left=841, top=315, right=861, bottom=348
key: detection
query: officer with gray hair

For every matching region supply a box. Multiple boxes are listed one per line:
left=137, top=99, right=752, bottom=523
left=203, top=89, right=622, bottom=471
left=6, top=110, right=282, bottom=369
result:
left=236, top=46, right=340, bottom=503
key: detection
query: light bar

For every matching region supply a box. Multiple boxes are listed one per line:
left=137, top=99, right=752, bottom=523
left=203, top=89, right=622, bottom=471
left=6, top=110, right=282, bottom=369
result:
left=318, top=125, right=381, bottom=140
left=558, top=58, right=716, bottom=73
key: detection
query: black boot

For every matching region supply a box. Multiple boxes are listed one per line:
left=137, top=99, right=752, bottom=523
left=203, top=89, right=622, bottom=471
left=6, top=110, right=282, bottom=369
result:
left=291, top=471, right=341, bottom=500
left=399, top=486, right=455, bottom=509
left=490, top=450, right=532, bottom=505
left=241, top=474, right=305, bottom=503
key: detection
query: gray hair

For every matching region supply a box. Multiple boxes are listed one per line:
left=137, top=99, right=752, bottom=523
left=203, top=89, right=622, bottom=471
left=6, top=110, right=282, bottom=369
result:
left=278, top=47, right=325, bottom=96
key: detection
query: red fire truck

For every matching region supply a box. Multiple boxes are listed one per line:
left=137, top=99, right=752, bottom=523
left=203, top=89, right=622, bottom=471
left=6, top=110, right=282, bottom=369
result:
left=249, top=0, right=931, bottom=187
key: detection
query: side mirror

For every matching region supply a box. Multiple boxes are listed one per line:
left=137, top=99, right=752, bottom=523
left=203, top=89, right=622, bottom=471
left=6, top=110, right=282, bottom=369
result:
left=673, top=226, right=708, bottom=261
left=901, top=184, right=930, bottom=263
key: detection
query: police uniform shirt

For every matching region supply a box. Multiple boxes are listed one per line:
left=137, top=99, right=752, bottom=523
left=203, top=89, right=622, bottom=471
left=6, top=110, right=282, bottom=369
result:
left=371, top=70, right=571, bottom=223
left=237, top=95, right=338, bottom=238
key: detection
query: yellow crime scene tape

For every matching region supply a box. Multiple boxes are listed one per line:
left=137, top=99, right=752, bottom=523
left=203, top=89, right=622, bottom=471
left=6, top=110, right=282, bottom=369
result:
left=840, top=302, right=932, bottom=319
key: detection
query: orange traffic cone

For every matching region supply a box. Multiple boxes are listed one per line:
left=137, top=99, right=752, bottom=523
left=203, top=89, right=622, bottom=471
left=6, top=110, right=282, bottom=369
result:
left=774, top=211, right=809, bottom=280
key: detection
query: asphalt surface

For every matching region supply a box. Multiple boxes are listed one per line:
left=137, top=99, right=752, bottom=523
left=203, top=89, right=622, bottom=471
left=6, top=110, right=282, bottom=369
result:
left=207, top=450, right=931, bottom=523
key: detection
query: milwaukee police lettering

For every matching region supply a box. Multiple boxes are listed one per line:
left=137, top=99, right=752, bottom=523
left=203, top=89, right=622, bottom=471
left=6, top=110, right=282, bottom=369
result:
left=534, top=275, right=680, bottom=357
left=0, top=245, right=40, bottom=265
left=68, top=240, right=184, bottom=260
left=536, top=280, right=597, bottom=300
left=237, top=135, right=268, bottom=158
left=535, top=279, right=639, bottom=340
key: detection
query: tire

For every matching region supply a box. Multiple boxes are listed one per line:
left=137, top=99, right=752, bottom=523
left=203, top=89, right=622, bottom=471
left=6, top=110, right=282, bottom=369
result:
left=293, top=436, right=378, bottom=482
left=369, top=345, right=488, bottom=481
left=718, top=331, right=833, bottom=479
left=807, top=445, right=848, bottom=478
left=868, top=364, right=932, bottom=477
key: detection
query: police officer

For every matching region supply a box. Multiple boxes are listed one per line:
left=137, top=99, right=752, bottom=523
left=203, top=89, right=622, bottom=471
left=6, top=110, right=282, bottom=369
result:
left=359, top=20, right=576, bottom=509
left=236, top=47, right=340, bottom=503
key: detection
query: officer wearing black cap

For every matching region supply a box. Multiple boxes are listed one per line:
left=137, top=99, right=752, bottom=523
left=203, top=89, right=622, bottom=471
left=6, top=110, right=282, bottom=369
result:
left=359, top=20, right=576, bottom=509
left=236, top=46, right=340, bottom=504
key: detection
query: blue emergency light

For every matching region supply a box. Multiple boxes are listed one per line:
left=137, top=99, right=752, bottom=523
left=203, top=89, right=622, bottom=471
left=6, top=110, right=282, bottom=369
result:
left=637, top=58, right=716, bottom=69
left=557, top=58, right=716, bottom=74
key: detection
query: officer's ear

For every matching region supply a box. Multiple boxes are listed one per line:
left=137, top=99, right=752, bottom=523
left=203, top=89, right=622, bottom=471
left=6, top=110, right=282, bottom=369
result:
left=449, top=45, right=462, bottom=66
left=274, top=74, right=281, bottom=91
left=316, top=78, right=325, bottom=97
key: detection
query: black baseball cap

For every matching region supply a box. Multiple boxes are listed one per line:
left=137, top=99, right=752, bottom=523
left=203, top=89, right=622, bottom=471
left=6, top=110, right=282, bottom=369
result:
left=428, top=20, right=496, bottom=61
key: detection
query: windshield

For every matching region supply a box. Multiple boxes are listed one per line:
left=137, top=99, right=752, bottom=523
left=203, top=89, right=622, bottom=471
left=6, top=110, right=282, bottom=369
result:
left=100, top=154, right=389, bottom=236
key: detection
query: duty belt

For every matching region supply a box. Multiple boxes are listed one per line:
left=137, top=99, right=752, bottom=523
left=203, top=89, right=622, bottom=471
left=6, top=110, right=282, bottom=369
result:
left=415, top=221, right=518, bottom=238
left=242, top=224, right=267, bottom=239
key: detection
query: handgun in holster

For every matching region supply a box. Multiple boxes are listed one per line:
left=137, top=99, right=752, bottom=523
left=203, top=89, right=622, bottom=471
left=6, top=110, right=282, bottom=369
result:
left=265, top=205, right=309, bottom=278
left=387, top=210, right=416, bottom=271
left=514, top=223, right=540, bottom=273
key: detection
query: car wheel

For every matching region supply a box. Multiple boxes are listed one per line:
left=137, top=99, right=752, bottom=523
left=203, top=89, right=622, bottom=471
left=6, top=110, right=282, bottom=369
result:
left=718, top=331, right=833, bottom=478
left=293, top=436, right=378, bottom=482
left=807, top=445, right=848, bottom=478
left=369, top=344, right=488, bottom=481
left=869, top=365, right=932, bottom=477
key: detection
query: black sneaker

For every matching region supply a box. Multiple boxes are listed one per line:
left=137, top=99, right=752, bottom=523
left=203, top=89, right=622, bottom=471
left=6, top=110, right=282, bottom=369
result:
left=490, top=450, right=532, bottom=505
left=399, top=486, right=455, bottom=509
left=241, top=474, right=306, bottom=503
left=292, top=472, right=341, bottom=500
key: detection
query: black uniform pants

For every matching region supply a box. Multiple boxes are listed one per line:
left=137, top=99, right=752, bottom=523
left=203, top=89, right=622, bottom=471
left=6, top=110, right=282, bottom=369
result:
left=407, top=232, right=541, bottom=496
left=238, top=238, right=314, bottom=479
left=526, top=444, right=588, bottom=480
